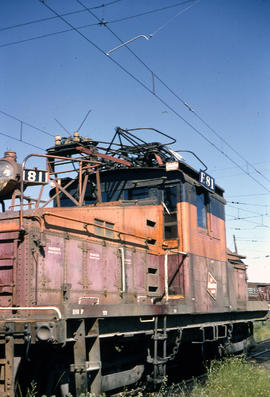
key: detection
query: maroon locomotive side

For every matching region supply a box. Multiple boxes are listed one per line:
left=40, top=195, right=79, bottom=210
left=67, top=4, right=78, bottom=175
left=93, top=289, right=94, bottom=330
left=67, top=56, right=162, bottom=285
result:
left=0, top=128, right=267, bottom=396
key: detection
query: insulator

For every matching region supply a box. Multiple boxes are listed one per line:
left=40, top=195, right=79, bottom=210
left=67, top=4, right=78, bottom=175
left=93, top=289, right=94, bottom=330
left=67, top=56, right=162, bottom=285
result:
left=55, top=136, right=62, bottom=146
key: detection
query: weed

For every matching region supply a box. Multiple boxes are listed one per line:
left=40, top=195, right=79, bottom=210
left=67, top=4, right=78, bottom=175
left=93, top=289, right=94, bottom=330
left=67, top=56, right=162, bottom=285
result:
left=189, top=356, right=270, bottom=397
left=18, top=356, right=270, bottom=397
left=25, top=381, right=38, bottom=397
left=253, top=320, right=270, bottom=342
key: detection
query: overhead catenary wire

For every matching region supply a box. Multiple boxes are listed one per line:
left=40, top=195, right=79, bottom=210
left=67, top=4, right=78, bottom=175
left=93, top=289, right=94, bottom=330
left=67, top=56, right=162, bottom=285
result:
left=235, top=239, right=270, bottom=243
left=0, top=22, right=99, bottom=49
left=191, top=113, right=270, bottom=186
left=2, top=0, right=260, bottom=198
left=226, top=215, right=269, bottom=227
left=228, top=201, right=269, bottom=208
left=108, top=0, right=196, bottom=24
left=3, top=3, right=269, bottom=264
left=0, top=109, right=55, bottom=152
left=0, top=0, right=268, bottom=193
left=213, top=160, right=270, bottom=173
left=54, top=118, right=72, bottom=136
left=105, top=1, right=199, bottom=55
left=78, top=1, right=270, bottom=187
left=0, top=8, right=88, bottom=33
left=209, top=171, right=270, bottom=180
left=78, top=2, right=270, bottom=187
left=0, top=0, right=193, bottom=34
left=69, top=0, right=270, bottom=193
left=227, top=204, right=269, bottom=216
left=0, top=0, right=124, bottom=33
left=228, top=227, right=255, bottom=231
left=4, top=1, right=268, bottom=195
left=0, top=131, right=44, bottom=151
left=0, top=109, right=54, bottom=138
left=38, top=0, right=270, bottom=193
left=149, top=1, right=199, bottom=38
left=228, top=215, right=267, bottom=221
left=77, top=108, right=92, bottom=131
left=0, top=0, right=196, bottom=49
left=227, top=193, right=270, bottom=198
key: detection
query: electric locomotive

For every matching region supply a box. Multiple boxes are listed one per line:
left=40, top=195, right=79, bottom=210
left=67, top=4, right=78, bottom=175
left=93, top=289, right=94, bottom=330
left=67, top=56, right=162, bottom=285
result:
left=0, top=127, right=267, bottom=396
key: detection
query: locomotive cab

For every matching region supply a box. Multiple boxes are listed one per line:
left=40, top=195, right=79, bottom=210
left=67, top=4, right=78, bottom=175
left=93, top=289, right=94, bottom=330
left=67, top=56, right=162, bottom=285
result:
left=0, top=127, right=267, bottom=396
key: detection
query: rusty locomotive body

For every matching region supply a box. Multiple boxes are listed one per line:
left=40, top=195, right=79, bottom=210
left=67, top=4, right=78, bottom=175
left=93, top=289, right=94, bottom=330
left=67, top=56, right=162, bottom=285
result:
left=0, top=127, right=267, bottom=396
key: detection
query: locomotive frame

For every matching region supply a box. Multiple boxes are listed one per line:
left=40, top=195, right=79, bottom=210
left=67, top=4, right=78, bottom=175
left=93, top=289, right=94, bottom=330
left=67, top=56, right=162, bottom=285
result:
left=0, top=127, right=267, bottom=396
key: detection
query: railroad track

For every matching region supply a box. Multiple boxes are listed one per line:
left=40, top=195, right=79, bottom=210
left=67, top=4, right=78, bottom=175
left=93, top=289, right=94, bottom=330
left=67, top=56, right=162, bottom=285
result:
left=247, top=339, right=270, bottom=368
left=112, top=341, right=270, bottom=397
left=111, top=374, right=208, bottom=397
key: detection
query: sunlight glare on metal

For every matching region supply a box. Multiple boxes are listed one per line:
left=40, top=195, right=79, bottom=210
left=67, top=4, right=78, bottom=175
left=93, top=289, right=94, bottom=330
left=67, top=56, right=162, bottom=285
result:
left=106, top=35, right=151, bottom=56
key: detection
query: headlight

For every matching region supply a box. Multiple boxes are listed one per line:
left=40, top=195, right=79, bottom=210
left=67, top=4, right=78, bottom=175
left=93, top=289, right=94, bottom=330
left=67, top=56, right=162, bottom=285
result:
left=0, top=160, right=15, bottom=179
left=0, top=158, right=18, bottom=198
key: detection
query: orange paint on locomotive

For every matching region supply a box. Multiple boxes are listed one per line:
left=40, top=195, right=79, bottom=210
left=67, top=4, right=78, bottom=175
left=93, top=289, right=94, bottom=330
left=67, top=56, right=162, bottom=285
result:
left=0, top=128, right=267, bottom=396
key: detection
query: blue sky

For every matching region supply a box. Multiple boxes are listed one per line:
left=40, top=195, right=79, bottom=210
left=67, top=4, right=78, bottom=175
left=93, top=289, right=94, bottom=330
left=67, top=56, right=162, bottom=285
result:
left=1, top=0, right=270, bottom=281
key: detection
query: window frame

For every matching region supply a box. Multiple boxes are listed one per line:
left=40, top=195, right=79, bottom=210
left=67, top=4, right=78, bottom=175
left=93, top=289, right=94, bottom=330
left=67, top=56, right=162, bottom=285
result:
left=196, top=189, right=208, bottom=229
left=162, top=184, right=179, bottom=240
left=94, top=218, right=115, bottom=238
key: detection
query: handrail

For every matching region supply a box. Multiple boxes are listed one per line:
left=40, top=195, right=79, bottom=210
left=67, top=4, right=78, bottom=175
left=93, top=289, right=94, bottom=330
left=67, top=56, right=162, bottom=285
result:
left=19, top=152, right=101, bottom=229
left=119, top=247, right=126, bottom=293
left=0, top=306, right=62, bottom=320
left=42, top=212, right=149, bottom=244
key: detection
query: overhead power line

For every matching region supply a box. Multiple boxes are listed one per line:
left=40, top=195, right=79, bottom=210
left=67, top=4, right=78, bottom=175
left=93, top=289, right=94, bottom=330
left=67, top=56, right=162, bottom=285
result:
left=228, top=201, right=269, bottom=208
left=227, top=193, right=270, bottom=198
left=71, top=0, right=270, bottom=192
left=0, top=130, right=44, bottom=151
left=108, top=0, right=196, bottom=24
left=0, top=9, right=87, bottom=33
left=226, top=215, right=269, bottom=227
left=0, top=109, right=54, bottom=137
left=0, top=0, right=124, bottom=33
left=0, top=1, right=195, bottom=49
left=227, top=204, right=269, bottom=216
left=106, top=1, right=198, bottom=55
left=0, top=23, right=98, bottom=49
left=235, top=239, right=270, bottom=243
left=39, top=0, right=270, bottom=193
left=1, top=0, right=268, bottom=197
left=192, top=114, right=270, bottom=186
left=0, top=109, right=55, bottom=151
left=86, top=2, right=270, bottom=187
left=228, top=215, right=267, bottom=221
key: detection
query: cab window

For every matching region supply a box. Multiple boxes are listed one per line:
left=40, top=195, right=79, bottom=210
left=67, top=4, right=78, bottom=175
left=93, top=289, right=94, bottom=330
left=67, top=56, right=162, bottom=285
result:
left=196, top=190, right=208, bottom=229
left=124, top=187, right=149, bottom=200
left=163, top=185, right=178, bottom=239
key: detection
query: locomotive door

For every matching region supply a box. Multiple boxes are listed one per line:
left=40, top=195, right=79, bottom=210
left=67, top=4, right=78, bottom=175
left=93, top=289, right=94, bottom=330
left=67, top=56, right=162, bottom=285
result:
left=162, top=185, right=178, bottom=242
left=234, top=267, right=248, bottom=308
left=161, top=184, right=185, bottom=300
left=164, top=252, right=185, bottom=300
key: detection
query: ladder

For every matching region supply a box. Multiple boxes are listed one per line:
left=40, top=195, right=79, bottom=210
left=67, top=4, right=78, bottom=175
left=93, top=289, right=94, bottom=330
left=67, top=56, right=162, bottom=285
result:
left=147, top=316, right=168, bottom=386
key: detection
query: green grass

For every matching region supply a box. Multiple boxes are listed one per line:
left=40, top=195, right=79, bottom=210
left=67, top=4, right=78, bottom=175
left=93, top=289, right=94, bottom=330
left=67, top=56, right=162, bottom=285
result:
left=143, top=357, right=270, bottom=397
left=21, top=356, right=270, bottom=397
left=253, top=320, right=270, bottom=342
left=188, top=357, right=270, bottom=397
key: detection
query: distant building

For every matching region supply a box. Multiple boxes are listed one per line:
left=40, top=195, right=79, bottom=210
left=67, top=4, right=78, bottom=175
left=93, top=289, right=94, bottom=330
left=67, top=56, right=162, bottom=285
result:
left=248, top=282, right=270, bottom=302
